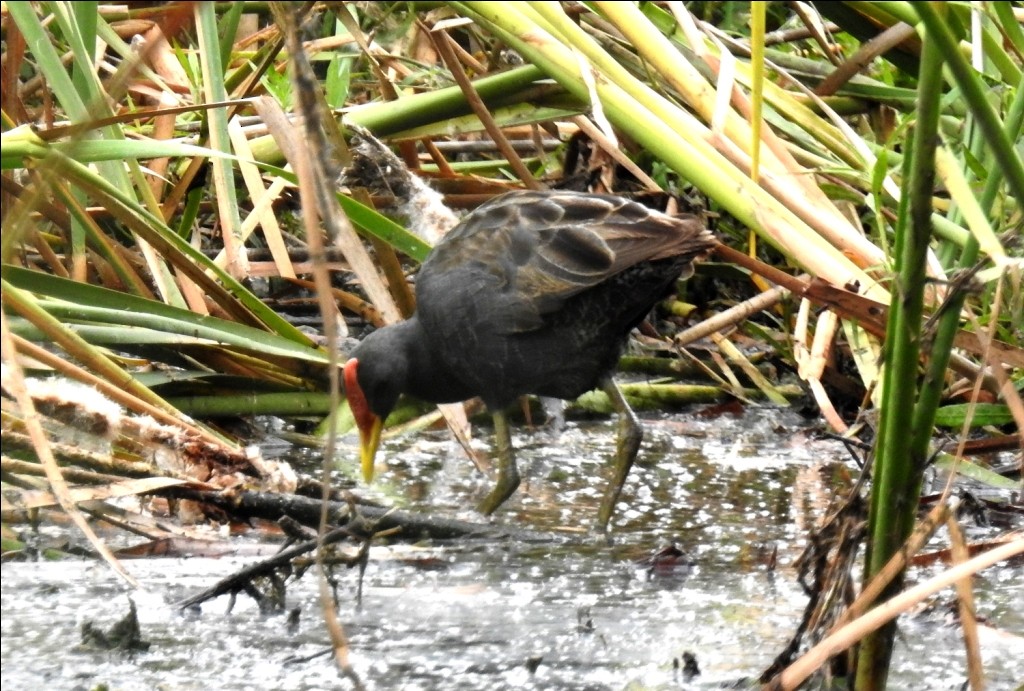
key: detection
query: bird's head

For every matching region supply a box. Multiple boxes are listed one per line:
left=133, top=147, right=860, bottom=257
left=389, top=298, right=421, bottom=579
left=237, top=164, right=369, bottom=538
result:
left=343, top=330, right=407, bottom=483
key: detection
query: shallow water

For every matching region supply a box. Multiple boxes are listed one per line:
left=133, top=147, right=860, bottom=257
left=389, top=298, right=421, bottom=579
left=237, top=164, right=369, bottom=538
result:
left=3, top=407, right=1022, bottom=690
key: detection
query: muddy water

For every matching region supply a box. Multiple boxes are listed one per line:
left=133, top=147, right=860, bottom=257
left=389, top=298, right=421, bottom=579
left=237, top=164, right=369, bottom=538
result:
left=2, top=408, right=1022, bottom=689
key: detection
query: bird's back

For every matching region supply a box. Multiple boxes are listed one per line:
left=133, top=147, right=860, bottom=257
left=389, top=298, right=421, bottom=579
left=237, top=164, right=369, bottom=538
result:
left=415, top=191, right=714, bottom=408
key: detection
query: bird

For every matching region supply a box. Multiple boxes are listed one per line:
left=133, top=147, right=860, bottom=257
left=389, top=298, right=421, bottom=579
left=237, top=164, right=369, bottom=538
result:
left=343, top=190, right=715, bottom=531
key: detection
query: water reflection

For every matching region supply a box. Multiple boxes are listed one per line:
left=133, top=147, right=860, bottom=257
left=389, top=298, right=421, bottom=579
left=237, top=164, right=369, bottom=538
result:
left=3, top=407, right=1021, bottom=689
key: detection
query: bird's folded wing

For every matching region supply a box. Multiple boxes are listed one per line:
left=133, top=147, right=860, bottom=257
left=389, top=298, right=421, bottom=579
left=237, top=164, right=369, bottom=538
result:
left=421, top=191, right=711, bottom=335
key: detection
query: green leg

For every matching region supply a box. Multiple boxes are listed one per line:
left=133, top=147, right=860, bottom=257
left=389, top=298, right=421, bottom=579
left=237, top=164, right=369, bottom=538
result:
left=477, top=409, right=521, bottom=515
left=596, top=377, right=643, bottom=532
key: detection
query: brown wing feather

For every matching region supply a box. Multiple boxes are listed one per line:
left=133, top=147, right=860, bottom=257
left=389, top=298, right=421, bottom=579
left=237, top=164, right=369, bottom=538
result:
left=420, top=190, right=714, bottom=334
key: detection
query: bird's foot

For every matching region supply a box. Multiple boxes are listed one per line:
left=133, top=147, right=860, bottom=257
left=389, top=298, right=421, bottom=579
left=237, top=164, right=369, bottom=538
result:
left=593, top=378, right=643, bottom=535
left=477, top=463, right=521, bottom=516
left=479, top=409, right=521, bottom=515
left=595, top=492, right=618, bottom=535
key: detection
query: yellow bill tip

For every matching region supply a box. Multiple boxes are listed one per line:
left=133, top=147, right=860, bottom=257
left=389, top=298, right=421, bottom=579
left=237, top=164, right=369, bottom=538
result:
left=360, top=415, right=384, bottom=483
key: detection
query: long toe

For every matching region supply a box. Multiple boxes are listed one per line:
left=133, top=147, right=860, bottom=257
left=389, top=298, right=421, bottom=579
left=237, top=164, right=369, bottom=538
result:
left=596, top=379, right=643, bottom=531
left=478, top=409, right=522, bottom=515
left=477, top=464, right=521, bottom=515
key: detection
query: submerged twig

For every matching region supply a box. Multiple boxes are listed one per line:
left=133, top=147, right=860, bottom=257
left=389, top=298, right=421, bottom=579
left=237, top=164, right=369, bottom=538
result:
left=175, top=524, right=356, bottom=610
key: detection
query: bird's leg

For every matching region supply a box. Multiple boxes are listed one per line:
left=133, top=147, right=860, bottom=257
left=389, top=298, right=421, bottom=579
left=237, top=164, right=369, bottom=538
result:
left=597, top=377, right=643, bottom=532
left=477, top=408, right=521, bottom=515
